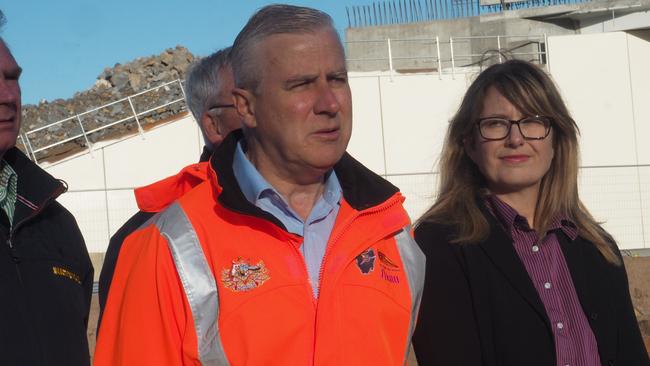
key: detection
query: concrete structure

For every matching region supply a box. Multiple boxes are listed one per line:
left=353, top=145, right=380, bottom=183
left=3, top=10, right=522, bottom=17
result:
left=345, top=0, right=650, bottom=72
left=42, top=29, right=650, bottom=269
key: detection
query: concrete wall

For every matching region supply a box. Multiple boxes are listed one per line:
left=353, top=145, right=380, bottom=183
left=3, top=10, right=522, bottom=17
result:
left=548, top=30, right=650, bottom=250
left=345, top=14, right=575, bottom=72
left=579, top=8, right=650, bottom=34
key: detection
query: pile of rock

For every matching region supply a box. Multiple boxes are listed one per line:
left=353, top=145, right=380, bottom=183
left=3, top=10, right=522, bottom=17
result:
left=20, top=46, right=195, bottom=162
left=625, top=256, right=650, bottom=353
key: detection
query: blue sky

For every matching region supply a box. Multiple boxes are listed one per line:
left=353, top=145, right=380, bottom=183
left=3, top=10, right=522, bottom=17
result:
left=2, top=0, right=359, bottom=105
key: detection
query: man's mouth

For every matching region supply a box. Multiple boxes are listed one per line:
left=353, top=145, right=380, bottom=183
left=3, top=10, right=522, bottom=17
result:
left=313, top=127, right=340, bottom=140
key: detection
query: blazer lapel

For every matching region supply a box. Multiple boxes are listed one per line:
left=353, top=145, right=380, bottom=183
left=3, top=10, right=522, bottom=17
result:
left=479, top=215, right=551, bottom=327
left=558, top=234, right=616, bottom=361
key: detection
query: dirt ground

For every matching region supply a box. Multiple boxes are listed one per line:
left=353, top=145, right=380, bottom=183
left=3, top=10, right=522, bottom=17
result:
left=87, top=256, right=650, bottom=363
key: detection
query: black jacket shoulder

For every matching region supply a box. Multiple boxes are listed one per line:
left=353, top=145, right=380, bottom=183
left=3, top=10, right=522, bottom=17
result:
left=413, top=221, right=483, bottom=366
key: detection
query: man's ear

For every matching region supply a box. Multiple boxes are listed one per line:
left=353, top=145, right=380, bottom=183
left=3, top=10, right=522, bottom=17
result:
left=233, top=87, right=256, bottom=129
left=201, top=112, right=224, bottom=146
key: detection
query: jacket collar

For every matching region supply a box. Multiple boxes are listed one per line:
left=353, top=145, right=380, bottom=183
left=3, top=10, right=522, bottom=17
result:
left=209, top=130, right=400, bottom=231
left=199, top=145, right=212, bottom=163
left=135, top=162, right=210, bottom=213
left=2, top=147, right=66, bottom=227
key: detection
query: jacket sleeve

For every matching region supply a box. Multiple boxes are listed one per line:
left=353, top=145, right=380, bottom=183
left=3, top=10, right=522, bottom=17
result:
left=612, top=249, right=650, bottom=365
left=94, top=224, right=199, bottom=366
left=412, top=222, right=483, bottom=366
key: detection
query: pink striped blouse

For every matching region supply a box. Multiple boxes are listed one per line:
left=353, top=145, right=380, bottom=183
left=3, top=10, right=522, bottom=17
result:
left=486, top=195, right=601, bottom=366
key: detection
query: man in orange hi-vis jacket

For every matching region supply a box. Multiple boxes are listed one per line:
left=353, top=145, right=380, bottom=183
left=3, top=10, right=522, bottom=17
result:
left=94, top=4, right=425, bottom=365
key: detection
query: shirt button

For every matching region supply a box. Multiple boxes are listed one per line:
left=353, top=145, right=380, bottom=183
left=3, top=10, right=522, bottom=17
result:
left=532, top=245, right=539, bottom=252
left=557, top=322, right=564, bottom=329
left=544, top=282, right=552, bottom=289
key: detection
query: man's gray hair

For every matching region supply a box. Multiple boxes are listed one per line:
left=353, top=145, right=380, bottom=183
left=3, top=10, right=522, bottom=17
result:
left=231, top=4, right=338, bottom=91
left=185, top=47, right=232, bottom=124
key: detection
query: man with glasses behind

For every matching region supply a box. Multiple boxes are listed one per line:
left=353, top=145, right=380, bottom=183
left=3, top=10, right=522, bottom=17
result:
left=97, top=47, right=240, bottom=330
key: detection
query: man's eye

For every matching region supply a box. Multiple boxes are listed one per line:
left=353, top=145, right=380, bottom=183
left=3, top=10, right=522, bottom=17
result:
left=331, top=75, right=347, bottom=84
left=290, top=80, right=310, bottom=89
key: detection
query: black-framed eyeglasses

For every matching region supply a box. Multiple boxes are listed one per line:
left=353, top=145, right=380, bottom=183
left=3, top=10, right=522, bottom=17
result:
left=476, top=116, right=552, bottom=141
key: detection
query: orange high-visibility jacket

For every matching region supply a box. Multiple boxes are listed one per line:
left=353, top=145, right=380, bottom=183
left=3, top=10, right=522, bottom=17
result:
left=134, top=161, right=211, bottom=213
left=95, top=131, right=425, bottom=366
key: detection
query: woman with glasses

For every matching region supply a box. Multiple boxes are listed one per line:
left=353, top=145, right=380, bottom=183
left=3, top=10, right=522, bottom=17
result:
left=412, top=60, right=649, bottom=366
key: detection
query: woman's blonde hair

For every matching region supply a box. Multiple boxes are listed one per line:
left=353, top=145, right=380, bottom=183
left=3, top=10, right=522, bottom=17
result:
left=418, top=59, right=619, bottom=264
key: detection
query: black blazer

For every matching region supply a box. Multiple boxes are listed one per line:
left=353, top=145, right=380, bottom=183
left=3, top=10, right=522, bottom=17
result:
left=412, top=213, right=649, bottom=366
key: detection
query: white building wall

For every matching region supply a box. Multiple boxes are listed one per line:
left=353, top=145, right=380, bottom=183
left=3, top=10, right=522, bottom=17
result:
left=548, top=31, right=650, bottom=250
left=45, top=31, right=650, bottom=253
left=44, top=114, right=203, bottom=253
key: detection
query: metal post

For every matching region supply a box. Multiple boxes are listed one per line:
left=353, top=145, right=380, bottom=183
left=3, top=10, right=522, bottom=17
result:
left=497, top=35, right=502, bottom=63
left=544, top=33, right=550, bottom=72
left=16, top=135, right=30, bottom=161
left=450, top=37, right=456, bottom=79
left=22, top=133, right=37, bottom=163
left=127, top=95, right=146, bottom=139
left=436, top=36, right=442, bottom=80
left=387, top=38, right=394, bottom=81
left=178, top=79, right=187, bottom=100
left=76, top=115, right=94, bottom=157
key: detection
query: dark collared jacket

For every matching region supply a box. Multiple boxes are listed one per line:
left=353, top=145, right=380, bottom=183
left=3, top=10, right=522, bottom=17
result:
left=0, top=148, right=93, bottom=366
left=412, top=209, right=649, bottom=366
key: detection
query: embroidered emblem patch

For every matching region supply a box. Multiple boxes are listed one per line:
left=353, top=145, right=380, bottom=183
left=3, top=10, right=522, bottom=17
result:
left=52, top=266, right=81, bottom=285
left=378, top=251, right=401, bottom=284
left=221, top=258, right=270, bottom=292
left=355, top=248, right=376, bottom=275
left=378, top=251, right=400, bottom=271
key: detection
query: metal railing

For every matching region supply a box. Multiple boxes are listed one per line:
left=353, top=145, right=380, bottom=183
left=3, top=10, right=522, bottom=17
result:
left=346, top=0, right=594, bottom=27
left=345, top=34, right=548, bottom=78
left=18, top=79, right=187, bottom=163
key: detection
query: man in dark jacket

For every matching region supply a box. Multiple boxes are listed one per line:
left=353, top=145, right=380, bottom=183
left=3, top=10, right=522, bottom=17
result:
left=0, top=13, right=93, bottom=366
left=97, top=47, right=241, bottom=327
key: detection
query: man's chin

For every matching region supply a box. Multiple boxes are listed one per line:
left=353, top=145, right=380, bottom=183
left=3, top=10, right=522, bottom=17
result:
left=0, top=136, right=19, bottom=157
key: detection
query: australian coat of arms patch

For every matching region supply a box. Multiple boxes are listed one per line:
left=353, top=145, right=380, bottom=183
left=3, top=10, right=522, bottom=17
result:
left=221, top=257, right=270, bottom=292
left=355, top=248, right=376, bottom=275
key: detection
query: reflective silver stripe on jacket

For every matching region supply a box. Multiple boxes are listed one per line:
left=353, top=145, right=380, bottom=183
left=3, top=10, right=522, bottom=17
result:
left=155, top=202, right=229, bottom=366
left=394, top=225, right=426, bottom=365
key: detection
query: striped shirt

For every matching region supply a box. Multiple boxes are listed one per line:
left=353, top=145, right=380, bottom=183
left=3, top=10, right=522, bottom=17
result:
left=486, top=195, right=601, bottom=366
left=0, top=160, right=18, bottom=228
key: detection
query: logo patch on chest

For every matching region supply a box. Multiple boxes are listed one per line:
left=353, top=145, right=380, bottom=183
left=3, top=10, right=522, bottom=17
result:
left=52, top=266, right=81, bottom=285
left=378, top=251, right=401, bottom=284
left=355, top=248, right=376, bottom=275
left=221, top=258, right=270, bottom=292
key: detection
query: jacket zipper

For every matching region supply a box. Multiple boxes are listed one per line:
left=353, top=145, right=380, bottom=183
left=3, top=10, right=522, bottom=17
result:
left=311, top=194, right=405, bottom=364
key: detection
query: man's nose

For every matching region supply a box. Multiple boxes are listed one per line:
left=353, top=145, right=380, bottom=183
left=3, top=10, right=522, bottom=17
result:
left=314, top=82, right=341, bottom=117
left=0, top=78, right=19, bottom=105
